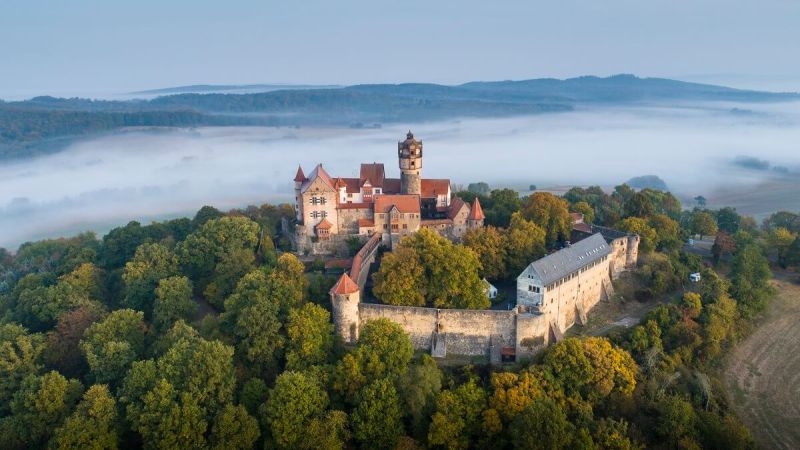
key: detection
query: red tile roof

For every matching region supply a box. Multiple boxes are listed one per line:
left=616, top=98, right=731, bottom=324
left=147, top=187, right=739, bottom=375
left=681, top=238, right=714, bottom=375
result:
left=358, top=218, right=375, bottom=227
left=383, top=178, right=401, bottom=194
left=447, top=197, right=468, bottom=220
left=330, top=272, right=360, bottom=295
left=573, top=222, right=592, bottom=233
left=301, top=164, right=334, bottom=192
left=374, top=194, right=420, bottom=214
left=316, top=218, right=333, bottom=230
left=570, top=212, right=584, bottom=223
left=337, top=202, right=373, bottom=210
left=421, top=179, right=450, bottom=198
left=325, top=258, right=353, bottom=270
left=360, top=163, right=385, bottom=188
left=468, top=197, right=485, bottom=221
left=294, top=165, right=306, bottom=182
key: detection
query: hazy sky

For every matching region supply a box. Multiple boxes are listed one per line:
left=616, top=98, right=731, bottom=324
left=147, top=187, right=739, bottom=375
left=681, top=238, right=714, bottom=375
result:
left=2, top=0, right=800, bottom=98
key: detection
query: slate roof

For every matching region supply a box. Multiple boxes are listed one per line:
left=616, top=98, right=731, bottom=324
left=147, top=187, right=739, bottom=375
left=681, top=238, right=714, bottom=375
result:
left=526, top=233, right=611, bottom=286
left=590, top=225, right=631, bottom=242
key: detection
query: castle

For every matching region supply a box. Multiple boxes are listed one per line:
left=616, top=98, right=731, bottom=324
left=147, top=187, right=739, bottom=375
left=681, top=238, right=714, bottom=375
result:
left=293, top=132, right=485, bottom=251
left=318, top=132, right=640, bottom=363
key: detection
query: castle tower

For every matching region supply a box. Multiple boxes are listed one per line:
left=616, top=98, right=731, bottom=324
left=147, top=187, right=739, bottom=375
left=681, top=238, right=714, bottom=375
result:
left=398, top=131, right=422, bottom=195
left=293, top=165, right=306, bottom=222
left=467, top=197, right=485, bottom=229
left=330, top=272, right=361, bottom=344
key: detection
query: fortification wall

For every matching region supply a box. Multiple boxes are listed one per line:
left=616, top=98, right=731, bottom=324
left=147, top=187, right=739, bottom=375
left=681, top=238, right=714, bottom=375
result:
left=438, top=309, right=516, bottom=356
left=359, top=303, right=438, bottom=349
left=516, top=313, right=550, bottom=357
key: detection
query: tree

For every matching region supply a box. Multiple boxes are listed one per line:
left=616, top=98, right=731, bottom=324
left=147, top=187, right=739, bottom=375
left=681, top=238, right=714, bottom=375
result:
left=14, top=279, right=96, bottom=332
left=44, top=304, right=106, bottom=379
left=486, top=189, right=521, bottom=227
left=767, top=227, right=797, bottom=267
left=80, top=309, right=147, bottom=386
left=592, top=418, right=636, bottom=450
left=616, top=217, right=657, bottom=253
left=715, top=207, right=740, bottom=234
left=694, top=196, right=707, bottom=207
left=648, top=214, right=681, bottom=251
left=263, top=371, right=329, bottom=449
left=691, top=211, right=718, bottom=240
left=655, top=395, right=698, bottom=447
left=333, top=319, right=413, bottom=402
left=59, top=262, right=105, bottom=302
left=486, top=369, right=546, bottom=423
left=0, top=371, right=83, bottom=450
left=711, top=232, right=736, bottom=264
left=208, top=404, right=260, bottom=450
left=178, top=216, right=260, bottom=308
left=122, top=243, right=180, bottom=317
left=298, top=410, right=350, bottom=450
left=387, top=229, right=488, bottom=309
left=521, top=192, right=572, bottom=247
left=624, top=191, right=655, bottom=218
left=371, top=246, right=425, bottom=306
left=467, top=182, right=490, bottom=195
left=729, top=244, right=772, bottom=318
left=542, top=337, right=637, bottom=402
left=398, top=355, right=442, bottom=438
left=571, top=201, right=595, bottom=224
left=0, top=323, right=46, bottom=416
left=153, top=276, right=196, bottom=331
left=509, top=397, right=573, bottom=450
left=221, top=270, right=284, bottom=376
left=427, top=379, right=487, bottom=450
left=352, top=378, right=404, bottom=449
left=285, top=303, right=335, bottom=371
left=191, top=205, right=223, bottom=229
left=463, top=226, right=507, bottom=280
left=504, top=212, right=546, bottom=278
left=137, top=379, right=208, bottom=450
left=50, top=384, right=119, bottom=450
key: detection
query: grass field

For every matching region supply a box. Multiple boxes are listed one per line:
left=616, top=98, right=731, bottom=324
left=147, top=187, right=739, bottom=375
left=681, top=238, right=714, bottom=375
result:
left=724, top=273, right=800, bottom=450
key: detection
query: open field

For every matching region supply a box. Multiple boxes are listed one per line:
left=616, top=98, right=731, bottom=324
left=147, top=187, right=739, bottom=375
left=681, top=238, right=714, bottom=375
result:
left=724, top=273, right=800, bottom=450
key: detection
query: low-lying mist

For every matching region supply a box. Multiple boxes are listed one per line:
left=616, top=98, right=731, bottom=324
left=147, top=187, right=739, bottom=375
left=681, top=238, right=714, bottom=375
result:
left=2, top=101, right=800, bottom=250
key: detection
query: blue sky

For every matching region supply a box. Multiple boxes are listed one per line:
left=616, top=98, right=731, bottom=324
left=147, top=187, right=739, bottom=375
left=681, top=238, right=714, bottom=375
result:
left=2, top=0, right=800, bottom=97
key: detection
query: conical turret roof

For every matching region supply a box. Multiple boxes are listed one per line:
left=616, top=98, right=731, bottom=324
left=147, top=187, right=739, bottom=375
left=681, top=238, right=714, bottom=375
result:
left=468, top=197, right=485, bottom=221
left=330, top=272, right=359, bottom=295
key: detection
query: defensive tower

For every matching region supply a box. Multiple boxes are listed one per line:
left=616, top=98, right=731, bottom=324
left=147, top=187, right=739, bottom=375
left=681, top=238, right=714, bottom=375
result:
left=398, top=130, right=422, bottom=195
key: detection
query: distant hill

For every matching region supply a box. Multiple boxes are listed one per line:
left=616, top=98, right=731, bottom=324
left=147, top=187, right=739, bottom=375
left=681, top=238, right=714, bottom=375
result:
left=130, top=83, right=341, bottom=95
left=2, top=74, right=798, bottom=160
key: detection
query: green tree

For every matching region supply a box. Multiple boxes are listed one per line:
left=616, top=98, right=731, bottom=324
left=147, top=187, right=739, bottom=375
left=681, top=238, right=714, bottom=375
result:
left=221, top=270, right=284, bottom=376
left=153, top=276, right=196, bottom=331
left=0, top=371, right=83, bottom=450
left=655, top=395, right=698, bottom=447
left=299, top=410, right=350, bottom=450
left=398, top=355, right=442, bottom=438
left=208, top=404, right=260, bottom=450
left=463, top=226, right=507, bottom=280
left=616, top=217, right=658, bottom=253
left=285, top=303, right=335, bottom=371
left=137, top=379, right=208, bottom=450
left=44, top=304, right=106, bottom=379
left=333, top=319, right=413, bottom=402
left=624, top=191, right=655, bottom=218
left=59, top=262, right=105, bottom=302
left=50, top=384, right=118, bottom=450
left=542, top=337, right=638, bottom=402
left=191, top=205, right=223, bottom=229
left=691, top=210, right=718, bottom=240
left=178, top=216, right=260, bottom=308
left=521, top=192, right=572, bottom=247
left=509, top=396, right=573, bottom=450
left=14, top=279, right=96, bottom=332
left=486, top=188, right=521, bottom=227
left=767, top=227, right=797, bottom=267
left=571, top=201, right=595, bottom=224
left=504, top=212, right=546, bottom=278
left=0, top=323, right=46, bottom=416
left=352, top=378, right=404, bottom=449
left=715, top=207, right=741, bottom=234
left=467, top=182, right=490, bottom=195
left=263, top=371, right=329, bottom=449
left=372, top=246, right=425, bottom=306
left=648, top=214, right=681, bottom=251
left=80, top=309, right=146, bottom=386
left=729, top=243, right=772, bottom=318
left=122, top=243, right=180, bottom=316
left=592, top=418, right=635, bottom=450
left=427, top=379, right=487, bottom=450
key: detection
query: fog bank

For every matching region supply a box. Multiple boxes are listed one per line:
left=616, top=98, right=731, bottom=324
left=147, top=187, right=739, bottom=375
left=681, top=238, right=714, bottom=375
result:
left=2, top=101, right=800, bottom=250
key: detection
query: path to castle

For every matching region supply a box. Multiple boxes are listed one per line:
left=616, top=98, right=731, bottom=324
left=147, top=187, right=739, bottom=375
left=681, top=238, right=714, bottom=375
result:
left=724, top=273, right=800, bottom=450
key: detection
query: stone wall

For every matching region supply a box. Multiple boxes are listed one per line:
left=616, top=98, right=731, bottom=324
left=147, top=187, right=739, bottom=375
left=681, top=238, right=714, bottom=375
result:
left=359, top=303, right=438, bottom=349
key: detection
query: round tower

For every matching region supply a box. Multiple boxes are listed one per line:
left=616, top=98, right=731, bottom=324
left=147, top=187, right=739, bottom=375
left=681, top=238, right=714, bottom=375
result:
left=398, top=131, right=422, bottom=195
left=293, top=164, right=306, bottom=222
left=330, top=273, right=361, bottom=344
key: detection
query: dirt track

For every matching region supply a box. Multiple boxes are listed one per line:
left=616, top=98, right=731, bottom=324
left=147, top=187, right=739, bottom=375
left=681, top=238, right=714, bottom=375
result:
left=724, top=274, right=800, bottom=450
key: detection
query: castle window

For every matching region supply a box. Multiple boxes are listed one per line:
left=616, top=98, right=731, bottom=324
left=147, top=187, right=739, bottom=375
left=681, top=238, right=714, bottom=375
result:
left=403, top=224, right=408, bottom=229
left=320, top=197, right=327, bottom=205
left=321, top=211, right=328, bottom=218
